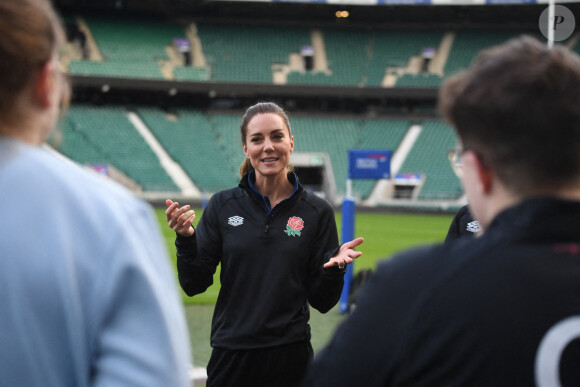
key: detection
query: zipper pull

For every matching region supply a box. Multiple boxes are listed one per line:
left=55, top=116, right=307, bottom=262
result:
left=264, top=224, right=269, bottom=233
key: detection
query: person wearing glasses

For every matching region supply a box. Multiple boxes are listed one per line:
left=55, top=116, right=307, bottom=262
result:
left=303, top=36, right=580, bottom=386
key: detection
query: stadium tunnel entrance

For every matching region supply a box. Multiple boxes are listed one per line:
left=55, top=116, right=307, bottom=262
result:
left=291, top=152, right=336, bottom=204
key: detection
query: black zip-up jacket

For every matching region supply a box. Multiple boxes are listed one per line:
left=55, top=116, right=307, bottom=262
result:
left=176, top=172, right=344, bottom=350
left=304, top=197, right=580, bottom=386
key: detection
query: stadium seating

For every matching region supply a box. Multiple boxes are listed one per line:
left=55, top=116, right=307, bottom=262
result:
left=57, top=105, right=178, bottom=192
left=354, top=119, right=410, bottom=198
left=369, top=29, right=444, bottom=86
left=137, top=108, right=241, bottom=193
left=56, top=103, right=467, bottom=202
left=398, top=121, right=462, bottom=201
left=68, top=17, right=187, bottom=79
left=290, top=116, right=359, bottom=195
left=173, top=66, right=211, bottom=82
left=395, top=73, right=443, bottom=87
left=444, top=29, right=540, bottom=76
left=313, top=28, right=369, bottom=86
left=65, top=17, right=545, bottom=90
left=196, top=23, right=311, bottom=83
left=61, top=17, right=537, bottom=204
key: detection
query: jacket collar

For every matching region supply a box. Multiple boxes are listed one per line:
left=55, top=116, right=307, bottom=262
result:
left=486, top=196, right=580, bottom=242
left=239, top=171, right=303, bottom=216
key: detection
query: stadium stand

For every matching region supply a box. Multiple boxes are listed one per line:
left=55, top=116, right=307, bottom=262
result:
left=196, top=22, right=311, bottom=83
left=443, top=29, right=541, bottom=76
left=290, top=116, right=359, bottom=194
left=205, top=112, right=247, bottom=173
left=369, top=29, right=444, bottom=86
left=136, top=108, right=240, bottom=193
left=355, top=119, right=410, bottom=198
left=67, top=17, right=189, bottom=79
left=398, top=120, right=462, bottom=201
left=64, top=16, right=548, bottom=89
left=56, top=105, right=179, bottom=192
left=56, top=102, right=425, bottom=201
left=56, top=2, right=559, bottom=207
left=173, top=66, right=210, bottom=82
left=304, top=27, right=369, bottom=86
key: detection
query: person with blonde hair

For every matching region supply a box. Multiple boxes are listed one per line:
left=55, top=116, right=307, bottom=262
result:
left=166, top=101, right=363, bottom=386
left=0, top=1, right=191, bottom=385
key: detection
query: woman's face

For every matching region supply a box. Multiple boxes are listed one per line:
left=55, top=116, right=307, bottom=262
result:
left=243, top=112, right=294, bottom=179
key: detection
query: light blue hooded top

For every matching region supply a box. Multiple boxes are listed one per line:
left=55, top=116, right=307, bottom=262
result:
left=0, top=137, right=191, bottom=386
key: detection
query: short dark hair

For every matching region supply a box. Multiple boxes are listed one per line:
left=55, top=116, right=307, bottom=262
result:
left=439, top=36, right=580, bottom=194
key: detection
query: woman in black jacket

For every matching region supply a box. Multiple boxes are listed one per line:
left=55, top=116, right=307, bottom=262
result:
left=166, top=102, right=363, bottom=387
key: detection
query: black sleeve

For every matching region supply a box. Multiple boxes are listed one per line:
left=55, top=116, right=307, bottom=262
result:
left=302, top=259, right=400, bottom=387
left=307, top=201, right=344, bottom=313
left=444, top=205, right=469, bottom=244
left=175, top=198, right=222, bottom=297
left=302, top=246, right=436, bottom=387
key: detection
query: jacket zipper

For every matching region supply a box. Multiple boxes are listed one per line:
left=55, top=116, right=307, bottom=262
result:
left=263, top=196, right=271, bottom=233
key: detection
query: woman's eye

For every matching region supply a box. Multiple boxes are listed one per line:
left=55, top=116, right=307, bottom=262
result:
left=251, top=137, right=262, bottom=143
left=273, top=134, right=283, bottom=140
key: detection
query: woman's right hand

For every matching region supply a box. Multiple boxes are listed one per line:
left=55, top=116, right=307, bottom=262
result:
left=165, top=199, right=196, bottom=237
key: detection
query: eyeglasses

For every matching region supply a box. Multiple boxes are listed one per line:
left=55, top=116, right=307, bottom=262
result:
left=455, top=145, right=469, bottom=167
left=448, top=145, right=467, bottom=179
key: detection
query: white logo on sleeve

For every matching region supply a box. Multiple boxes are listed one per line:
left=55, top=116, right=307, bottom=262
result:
left=228, top=216, right=244, bottom=227
left=466, top=221, right=481, bottom=233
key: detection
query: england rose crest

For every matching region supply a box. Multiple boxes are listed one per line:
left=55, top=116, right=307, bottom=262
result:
left=285, top=216, right=304, bottom=237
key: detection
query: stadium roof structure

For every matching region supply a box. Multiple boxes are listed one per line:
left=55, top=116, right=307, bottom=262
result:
left=54, top=0, right=573, bottom=27
left=56, top=0, right=580, bottom=114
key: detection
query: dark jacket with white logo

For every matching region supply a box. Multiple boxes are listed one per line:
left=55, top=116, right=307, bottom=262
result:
left=303, top=197, right=580, bottom=386
left=176, top=172, right=344, bottom=350
left=444, top=204, right=481, bottom=244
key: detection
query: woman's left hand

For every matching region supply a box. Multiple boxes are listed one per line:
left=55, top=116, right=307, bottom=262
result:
left=324, top=237, right=364, bottom=269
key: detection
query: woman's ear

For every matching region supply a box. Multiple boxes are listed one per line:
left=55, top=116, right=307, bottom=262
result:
left=33, top=61, right=56, bottom=109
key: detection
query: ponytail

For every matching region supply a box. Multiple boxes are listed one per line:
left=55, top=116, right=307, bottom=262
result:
left=239, top=158, right=254, bottom=178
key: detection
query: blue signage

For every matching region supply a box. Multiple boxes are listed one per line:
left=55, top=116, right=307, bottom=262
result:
left=348, top=149, right=392, bottom=179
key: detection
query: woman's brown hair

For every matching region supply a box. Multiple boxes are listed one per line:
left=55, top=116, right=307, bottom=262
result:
left=0, top=0, right=67, bottom=119
left=239, top=102, right=293, bottom=177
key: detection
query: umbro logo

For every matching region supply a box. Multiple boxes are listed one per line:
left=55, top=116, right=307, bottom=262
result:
left=228, top=215, right=244, bottom=227
left=466, top=220, right=481, bottom=234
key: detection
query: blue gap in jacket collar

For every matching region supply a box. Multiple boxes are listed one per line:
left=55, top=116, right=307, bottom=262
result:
left=248, top=170, right=299, bottom=216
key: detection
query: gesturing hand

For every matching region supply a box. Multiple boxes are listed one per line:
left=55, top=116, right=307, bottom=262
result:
left=324, top=237, right=364, bottom=269
left=165, top=199, right=196, bottom=237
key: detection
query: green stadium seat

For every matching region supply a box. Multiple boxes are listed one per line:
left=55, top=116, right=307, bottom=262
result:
left=68, top=17, right=187, bottom=80
left=57, top=105, right=178, bottom=192
left=398, top=121, right=462, bottom=201
left=137, top=108, right=240, bottom=193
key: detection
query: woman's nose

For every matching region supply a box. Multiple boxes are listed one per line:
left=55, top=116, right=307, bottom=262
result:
left=263, top=139, right=274, bottom=150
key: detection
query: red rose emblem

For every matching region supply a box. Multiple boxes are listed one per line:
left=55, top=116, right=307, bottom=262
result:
left=288, top=217, right=304, bottom=231
left=285, top=216, right=304, bottom=237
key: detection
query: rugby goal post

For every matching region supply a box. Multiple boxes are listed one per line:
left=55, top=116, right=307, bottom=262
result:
left=339, top=149, right=391, bottom=314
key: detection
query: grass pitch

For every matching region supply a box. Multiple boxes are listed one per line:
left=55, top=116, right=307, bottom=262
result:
left=155, top=207, right=454, bottom=368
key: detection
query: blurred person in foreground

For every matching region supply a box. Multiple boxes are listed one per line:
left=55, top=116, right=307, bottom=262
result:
left=303, top=35, right=580, bottom=386
left=166, top=101, right=363, bottom=387
left=0, top=0, right=191, bottom=385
